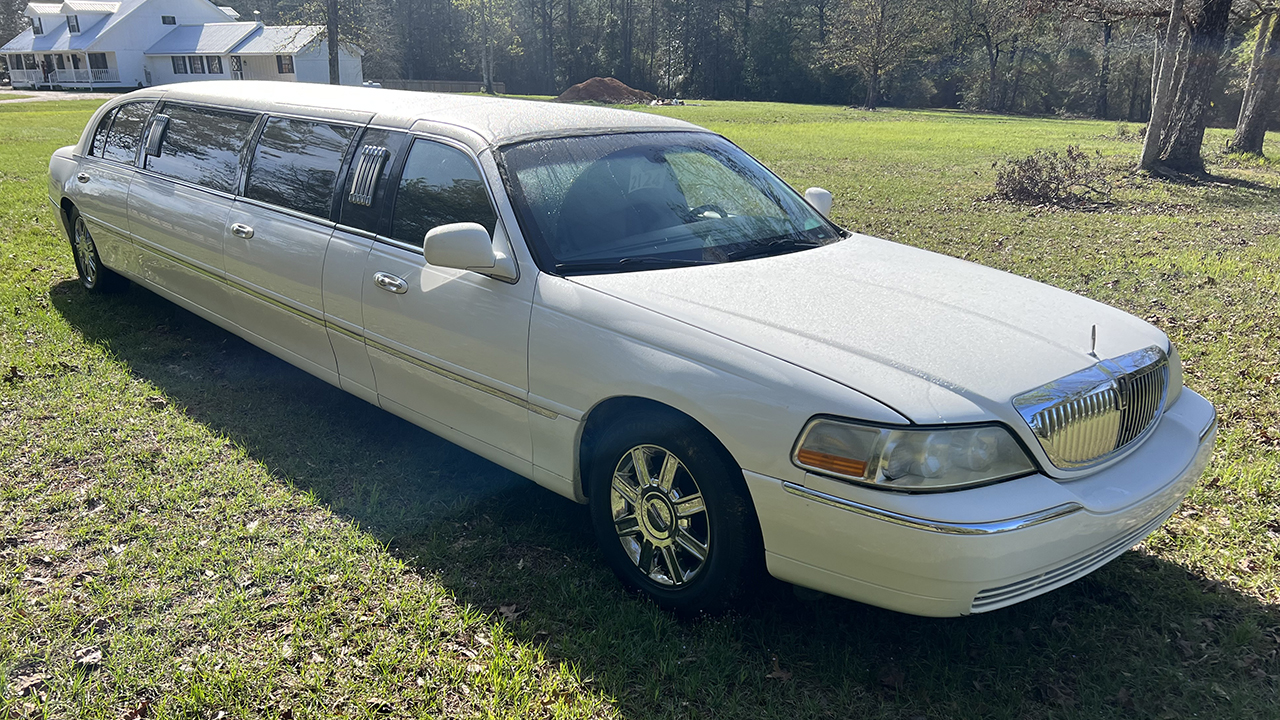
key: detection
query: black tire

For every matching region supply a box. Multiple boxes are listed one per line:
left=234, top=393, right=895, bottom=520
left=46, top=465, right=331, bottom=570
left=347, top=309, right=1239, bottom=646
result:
left=67, top=206, right=128, bottom=293
left=587, top=410, right=760, bottom=614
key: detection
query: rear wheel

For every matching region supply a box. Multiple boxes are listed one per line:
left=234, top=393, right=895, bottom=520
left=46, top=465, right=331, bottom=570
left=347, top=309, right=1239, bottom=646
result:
left=588, top=411, right=759, bottom=614
left=69, top=207, right=127, bottom=293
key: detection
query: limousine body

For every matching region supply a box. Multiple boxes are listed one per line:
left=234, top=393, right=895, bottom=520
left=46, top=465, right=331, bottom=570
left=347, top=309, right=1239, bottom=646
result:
left=49, top=82, right=1217, bottom=616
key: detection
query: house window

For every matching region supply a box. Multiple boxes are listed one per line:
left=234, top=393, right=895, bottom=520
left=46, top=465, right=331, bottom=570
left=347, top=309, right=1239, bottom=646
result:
left=171, top=56, right=187, bottom=74
left=67, top=15, right=79, bottom=33
left=161, top=15, right=176, bottom=24
left=55, top=54, right=65, bottom=69
left=276, top=55, right=294, bottom=74
left=31, top=17, right=43, bottom=35
left=206, top=56, right=223, bottom=74
left=88, top=53, right=107, bottom=70
left=189, top=56, right=205, bottom=73
left=70, top=54, right=81, bottom=69
left=23, top=54, right=36, bottom=69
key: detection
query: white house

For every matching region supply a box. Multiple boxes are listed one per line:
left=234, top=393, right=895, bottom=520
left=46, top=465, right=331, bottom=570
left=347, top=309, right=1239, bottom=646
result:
left=2, top=0, right=362, bottom=90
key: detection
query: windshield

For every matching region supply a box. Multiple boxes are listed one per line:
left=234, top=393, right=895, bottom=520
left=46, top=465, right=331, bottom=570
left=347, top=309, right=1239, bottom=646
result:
left=498, top=132, right=843, bottom=275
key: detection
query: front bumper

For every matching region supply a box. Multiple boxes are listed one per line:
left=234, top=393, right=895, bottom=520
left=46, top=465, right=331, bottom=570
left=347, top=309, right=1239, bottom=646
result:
left=745, top=389, right=1217, bottom=617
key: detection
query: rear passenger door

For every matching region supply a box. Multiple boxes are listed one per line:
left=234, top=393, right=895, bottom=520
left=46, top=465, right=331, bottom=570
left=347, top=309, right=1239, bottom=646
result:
left=130, top=102, right=256, bottom=317
left=75, top=101, right=154, bottom=273
left=224, top=115, right=360, bottom=383
left=361, top=137, right=536, bottom=467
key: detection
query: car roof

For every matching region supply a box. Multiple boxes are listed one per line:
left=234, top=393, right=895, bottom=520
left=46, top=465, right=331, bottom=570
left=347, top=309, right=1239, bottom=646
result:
left=119, top=80, right=703, bottom=147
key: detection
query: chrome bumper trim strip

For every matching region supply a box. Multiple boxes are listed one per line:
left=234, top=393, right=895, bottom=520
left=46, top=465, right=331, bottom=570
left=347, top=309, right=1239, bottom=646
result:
left=782, top=482, right=1083, bottom=535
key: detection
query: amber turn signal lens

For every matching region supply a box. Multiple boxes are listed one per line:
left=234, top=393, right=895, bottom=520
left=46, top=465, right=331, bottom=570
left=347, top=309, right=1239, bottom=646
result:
left=795, top=448, right=867, bottom=478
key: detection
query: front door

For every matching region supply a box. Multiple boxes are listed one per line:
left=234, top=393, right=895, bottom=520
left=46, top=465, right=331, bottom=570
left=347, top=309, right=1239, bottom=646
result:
left=230, top=56, right=242, bottom=80
left=361, top=137, right=535, bottom=465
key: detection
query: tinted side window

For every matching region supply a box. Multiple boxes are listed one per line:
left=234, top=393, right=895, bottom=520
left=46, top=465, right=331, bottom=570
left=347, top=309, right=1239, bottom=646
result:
left=102, top=101, right=154, bottom=164
left=339, top=128, right=410, bottom=234
left=147, top=104, right=256, bottom=194
left=245, top=116, right=357, bottom=219
left=89, top=107, right=116, bottom=157
left=391, top=140, right=497, bottom=245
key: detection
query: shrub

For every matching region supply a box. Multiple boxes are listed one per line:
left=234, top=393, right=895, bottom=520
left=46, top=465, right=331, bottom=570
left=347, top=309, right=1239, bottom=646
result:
left=993, top=145, right=1111, bottom=206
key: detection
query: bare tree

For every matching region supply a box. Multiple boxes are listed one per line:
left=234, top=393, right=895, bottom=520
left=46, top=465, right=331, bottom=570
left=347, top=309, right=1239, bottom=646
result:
left=1140, top=0, right=1186, bottom=169
left=1233, top=8, right=1280, bottom=154
left=1159, top=0, right=1233, bottom=172
left=823, top=0, right=932, bottom=109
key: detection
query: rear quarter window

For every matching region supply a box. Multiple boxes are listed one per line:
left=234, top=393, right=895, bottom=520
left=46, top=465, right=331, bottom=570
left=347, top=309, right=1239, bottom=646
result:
left=245, top=116, right=357, bottom=219
left=89, top=107, right=116, bottom=157
left=146, top=103, right=257, bottom=194
left=101, top=101, right=155, bottom=164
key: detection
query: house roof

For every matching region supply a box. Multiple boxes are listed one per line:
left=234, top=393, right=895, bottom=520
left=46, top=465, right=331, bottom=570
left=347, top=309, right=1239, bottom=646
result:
left=144, top=22, right=257, bottom=55
left=61, top=1, right=121, bottom=12
left=229, top=25, right=322, bottom=54
left=6, top=0, right=143, bottom=52
left=25, top=3, right=63, bottom=14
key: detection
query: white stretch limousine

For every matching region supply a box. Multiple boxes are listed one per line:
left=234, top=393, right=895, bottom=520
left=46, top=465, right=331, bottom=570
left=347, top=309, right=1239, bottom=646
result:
left=49, top=82, right=1216, bottom=616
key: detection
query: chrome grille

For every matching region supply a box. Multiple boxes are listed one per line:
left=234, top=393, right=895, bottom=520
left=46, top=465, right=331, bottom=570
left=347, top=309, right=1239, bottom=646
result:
left=1014, top=346, right=1168, bottom=470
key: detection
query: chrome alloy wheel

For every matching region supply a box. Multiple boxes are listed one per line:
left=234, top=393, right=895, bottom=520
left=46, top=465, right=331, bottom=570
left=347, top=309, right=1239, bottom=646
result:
left=74, top=216, right=99, bottom=287
left=610, top=444, right=710, bottom=587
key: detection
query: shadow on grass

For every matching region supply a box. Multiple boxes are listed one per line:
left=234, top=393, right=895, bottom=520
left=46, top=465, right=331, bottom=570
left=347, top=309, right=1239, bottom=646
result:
left=52, top=280, right=1280, bottom=720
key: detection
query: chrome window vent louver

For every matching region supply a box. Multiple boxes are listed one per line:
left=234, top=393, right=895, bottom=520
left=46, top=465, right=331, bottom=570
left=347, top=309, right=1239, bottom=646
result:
left=1014, top=346, right=1168, bottom=470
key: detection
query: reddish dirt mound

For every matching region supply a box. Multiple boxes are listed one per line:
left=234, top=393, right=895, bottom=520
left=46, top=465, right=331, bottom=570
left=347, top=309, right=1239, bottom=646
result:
left=556, top=77, right=656, bottom=105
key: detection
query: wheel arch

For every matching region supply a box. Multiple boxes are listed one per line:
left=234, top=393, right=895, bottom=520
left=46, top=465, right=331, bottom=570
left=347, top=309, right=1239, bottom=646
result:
left=576, top=395, right=749, bottom=507
left=59, top=197, right=77, bottom=239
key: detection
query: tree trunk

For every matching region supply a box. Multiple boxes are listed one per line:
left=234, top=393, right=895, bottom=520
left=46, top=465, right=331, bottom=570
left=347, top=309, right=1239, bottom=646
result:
left=1096, top=22, right=1112, bottom=119
left=1237, top=13, right=1273, bottom=129
left=1128, top=56, right=1142, bottom=122
left=1140, top=0, right=1185, bottom=170
left=326, top=0, right=340, bottom=85
left=986, top=43, right=1000, bottom=110
left=864, top=64, right=881, bottom=109
left=1233, top=14, right=1280, bottom=155
left=1160, top=0, right=1232, bottom=173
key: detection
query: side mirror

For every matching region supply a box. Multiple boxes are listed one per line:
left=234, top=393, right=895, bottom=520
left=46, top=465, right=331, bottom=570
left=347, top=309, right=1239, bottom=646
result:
left=804, top=187, right=833, bottom=219
left=423, top=222, right=497, bottom=271
left=144, top=114, right=169, bottom=157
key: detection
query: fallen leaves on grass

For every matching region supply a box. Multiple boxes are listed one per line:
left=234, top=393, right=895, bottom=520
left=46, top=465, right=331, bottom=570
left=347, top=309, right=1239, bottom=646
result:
left=498, top=603, right=523, bottom=621
left=145, top=395, right=167, bottom=409
left=765, top=655, right=792, bottom=682
left=9, top=673, right=49, bottom=697
left=120, top=699, right=151, bottom=719
left=73, top=645, right=103, bottom=669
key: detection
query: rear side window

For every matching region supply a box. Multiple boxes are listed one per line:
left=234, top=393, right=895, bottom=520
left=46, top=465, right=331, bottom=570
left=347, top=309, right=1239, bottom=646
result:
left=245, top=116, right=357, bottom=219
left=89, top=107, right=116, bottom=157
left=101, top=101, right=154, bottom=164
left=147, top=104, right=256, bottom=193
left=391, top=139, right=497, bottom=245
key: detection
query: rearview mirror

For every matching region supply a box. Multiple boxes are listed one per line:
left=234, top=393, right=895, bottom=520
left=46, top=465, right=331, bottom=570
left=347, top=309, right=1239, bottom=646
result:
left=804, top=187, right=833, bottom=219
left=423, top=222, right=497, bottom=272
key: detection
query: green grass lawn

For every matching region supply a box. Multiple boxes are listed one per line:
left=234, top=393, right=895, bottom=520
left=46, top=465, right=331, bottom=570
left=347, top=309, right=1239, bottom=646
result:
left=2, top=98, right=1277, bottom=719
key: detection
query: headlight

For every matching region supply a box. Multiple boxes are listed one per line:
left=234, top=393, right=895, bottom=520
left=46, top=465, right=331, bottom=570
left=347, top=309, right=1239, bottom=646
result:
left=792, top=418, right=1037, bottom=491
left=1166, top=343, right=1183, bottom=409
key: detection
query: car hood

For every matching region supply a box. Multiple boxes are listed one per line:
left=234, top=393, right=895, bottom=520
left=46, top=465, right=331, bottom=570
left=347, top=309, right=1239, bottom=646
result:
left=569, top=234, right=1168, bottom=425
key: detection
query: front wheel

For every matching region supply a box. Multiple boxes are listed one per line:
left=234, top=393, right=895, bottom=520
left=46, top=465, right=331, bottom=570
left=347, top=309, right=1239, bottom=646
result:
left=69, top=207, right=127, bottom=293
left=588, top=412, right=760, bottom=614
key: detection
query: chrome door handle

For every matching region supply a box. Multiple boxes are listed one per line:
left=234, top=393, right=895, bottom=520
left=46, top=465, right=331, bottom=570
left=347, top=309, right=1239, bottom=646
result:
left=373, top=271, right=408, bottom=294
left=76, top=173, right=90, bottom=183
left=230, top=223, right=254, bottom=239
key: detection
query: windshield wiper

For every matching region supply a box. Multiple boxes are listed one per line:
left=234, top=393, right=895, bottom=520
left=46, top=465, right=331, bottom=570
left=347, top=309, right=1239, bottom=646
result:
left=554, top=256, right=715, bottom=274
left=722, top=236, right=823, bottom=262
